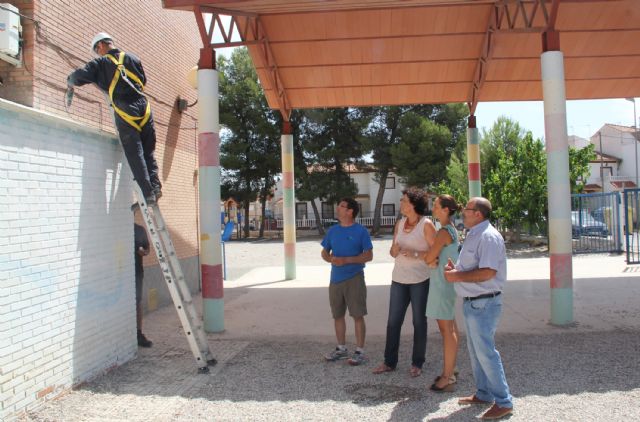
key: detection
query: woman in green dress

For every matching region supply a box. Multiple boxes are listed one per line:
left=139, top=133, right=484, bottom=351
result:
left=423, top=194, right=461, bottom=392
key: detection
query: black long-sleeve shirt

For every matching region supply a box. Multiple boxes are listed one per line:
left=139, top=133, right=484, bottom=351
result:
left=68, top=48, right=148, bottom=117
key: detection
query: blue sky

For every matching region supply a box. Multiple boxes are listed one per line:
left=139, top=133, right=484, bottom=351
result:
left=476, top=98, right=639, bottom=141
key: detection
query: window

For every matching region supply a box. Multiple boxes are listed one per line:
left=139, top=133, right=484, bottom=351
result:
left=382, top=204, right=395, bottom=216
left=321, top=202, right=334, bottom=219
left=385, top=177, right=396, bottom=189
left=296, top=202, right=308, bottom=219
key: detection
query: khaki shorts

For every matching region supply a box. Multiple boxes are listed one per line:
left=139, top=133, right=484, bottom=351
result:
left=329, top=272, right=367, bottom=319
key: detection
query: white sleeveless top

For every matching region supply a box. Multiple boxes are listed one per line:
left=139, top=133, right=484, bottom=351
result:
left=391, top=216, right=431, bottom=284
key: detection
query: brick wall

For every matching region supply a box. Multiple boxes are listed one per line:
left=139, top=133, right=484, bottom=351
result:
left=0, top=0, right=202, bottom=264
left=0, top=1, right=205, bottom=419
left=0, top=99, right=138, bottom=420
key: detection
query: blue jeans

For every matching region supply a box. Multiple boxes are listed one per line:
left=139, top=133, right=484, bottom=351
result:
left=463, top=294, right=513, bottom=408
left=383, top=279, right=429, bottom=369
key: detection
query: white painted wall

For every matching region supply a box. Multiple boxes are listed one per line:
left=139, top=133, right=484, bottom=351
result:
left=590, top=125, right=638, bottom=188
left=268, top=171, right=406, bottom=219
left=0, top=99, right=137, bottom=419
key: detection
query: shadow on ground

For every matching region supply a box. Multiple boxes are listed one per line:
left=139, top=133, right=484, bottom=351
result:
left=24, top=328, right=640, bottom=421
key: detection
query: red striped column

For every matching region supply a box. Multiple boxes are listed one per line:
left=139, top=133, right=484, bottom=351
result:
left=542, top=31, right=573, bottom=325
left=467, top=115, right=481, bottom=197
left=198, top=48, right=224, bottom=332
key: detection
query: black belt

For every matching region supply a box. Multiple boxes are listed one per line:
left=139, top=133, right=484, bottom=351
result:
left=464, top=291, right=501, bottom=302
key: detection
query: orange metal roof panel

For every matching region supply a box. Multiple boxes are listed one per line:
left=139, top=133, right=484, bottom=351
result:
left=163, top=0, right=640, bottom=111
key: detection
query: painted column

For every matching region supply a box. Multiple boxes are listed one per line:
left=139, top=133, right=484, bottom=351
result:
left=541, top=33, right=573, bottom=325
left=281, top=121, right=296, bottom=280
left=467, top=115, right=481, bottom=197
left=197, top=48, right=224, bottom=332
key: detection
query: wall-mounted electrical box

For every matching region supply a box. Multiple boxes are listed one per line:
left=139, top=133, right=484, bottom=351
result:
left=0, top=3, right=21, bottom=66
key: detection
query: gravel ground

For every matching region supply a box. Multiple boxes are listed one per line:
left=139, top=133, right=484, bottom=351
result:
left=19, top=237, right=640, bottom=422
left=223, top=235, right=548, bottom=280
left=20, top=327, right=640, bottom=421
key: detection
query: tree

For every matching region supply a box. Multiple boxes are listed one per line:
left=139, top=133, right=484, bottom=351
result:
left=362, top=104, right=467, bottom=235
left=569, top=143, right=596, bottom=193
left=482, top=127, right=595, bottom=239
left=434, top=149, right=468, bottom=203
left=480, top=116, right=525, bottom=184
left=484, top=132, right=547, bottom=240
left=391, top=113, right=452, bottom=188
left=293, top=108, right=369, bottom=234
left=218, top=48, right=282, bottom=238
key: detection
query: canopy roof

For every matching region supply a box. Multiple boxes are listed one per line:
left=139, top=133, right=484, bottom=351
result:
left=163, top=0, right=640, bottom=117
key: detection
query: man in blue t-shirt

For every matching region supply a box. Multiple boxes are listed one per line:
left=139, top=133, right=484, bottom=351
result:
left=321, top=198, right=373, bottom=366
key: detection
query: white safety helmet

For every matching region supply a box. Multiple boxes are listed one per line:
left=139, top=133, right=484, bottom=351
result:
left=91, top=32, right=113, bottom=54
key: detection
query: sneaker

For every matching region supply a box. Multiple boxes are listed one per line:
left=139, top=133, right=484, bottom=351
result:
left=137, top=332, right=153, bottom=348
left=324, top=347, right=349, bottom=361
left=347, top=351, right=368, bottom=366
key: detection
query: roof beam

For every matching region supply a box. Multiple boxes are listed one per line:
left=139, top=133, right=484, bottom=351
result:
left=250, top=16, right=292, bottom=120
left=191, top=6, right=292, bottom=120
left=468, top=0, right=555, bottom=113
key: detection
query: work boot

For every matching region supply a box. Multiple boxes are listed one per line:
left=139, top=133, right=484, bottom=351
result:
left=137, top=331, right=153, bottom=348
left=145, top=193, right=157, bottom=206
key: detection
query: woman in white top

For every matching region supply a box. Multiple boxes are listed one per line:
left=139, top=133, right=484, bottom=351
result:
left=373, top=187, right=436, bottom=377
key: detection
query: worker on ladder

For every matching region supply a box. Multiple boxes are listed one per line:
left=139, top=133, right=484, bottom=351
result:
left=67, top=33, right=162, bottom=205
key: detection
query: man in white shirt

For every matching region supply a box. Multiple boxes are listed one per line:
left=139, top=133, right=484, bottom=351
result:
left=444, top=197, right=513, bottom=420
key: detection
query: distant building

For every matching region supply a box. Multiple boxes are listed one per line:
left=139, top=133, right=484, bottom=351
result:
left=252, top=164, right=439, bottom=231
left=587, top=124, right=637, bottom=192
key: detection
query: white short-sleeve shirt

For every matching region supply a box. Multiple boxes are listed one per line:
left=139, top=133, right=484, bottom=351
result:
left=453, top=219, right=507, bottom=298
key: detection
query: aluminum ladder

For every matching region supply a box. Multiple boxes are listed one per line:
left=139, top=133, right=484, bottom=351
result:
left=133, top=184, right=217, bottom=373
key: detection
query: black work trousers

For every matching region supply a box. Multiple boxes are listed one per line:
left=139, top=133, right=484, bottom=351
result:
left=115, top=111, right=161, bottom=199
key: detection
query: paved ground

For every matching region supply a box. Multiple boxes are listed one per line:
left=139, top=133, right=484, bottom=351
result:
left=21, top=237, right=640, bottom=421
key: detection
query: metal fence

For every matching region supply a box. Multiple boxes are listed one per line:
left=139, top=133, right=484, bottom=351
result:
left=272, top=215, right=400, bottom=230
left=571, top=191, right=622, bottom=254
left=623, top=189, right=640, bottom=263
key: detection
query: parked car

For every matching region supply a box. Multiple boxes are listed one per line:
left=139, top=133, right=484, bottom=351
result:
left=571, top=211, right=609, bottom=238
left=590, top=206, right=611, bottom=224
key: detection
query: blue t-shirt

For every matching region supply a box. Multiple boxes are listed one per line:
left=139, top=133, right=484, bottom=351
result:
left=321, top=223, right=373, bottom=283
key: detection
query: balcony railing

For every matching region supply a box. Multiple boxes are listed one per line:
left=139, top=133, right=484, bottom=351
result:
left=268, top=215, right=434, bottom=230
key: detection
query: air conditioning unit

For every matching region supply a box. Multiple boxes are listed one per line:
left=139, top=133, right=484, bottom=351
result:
left=0, top=3, right=21, bottom=66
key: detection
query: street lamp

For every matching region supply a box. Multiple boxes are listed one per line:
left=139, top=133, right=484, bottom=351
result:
left=625, top=97, right=638, bottom=187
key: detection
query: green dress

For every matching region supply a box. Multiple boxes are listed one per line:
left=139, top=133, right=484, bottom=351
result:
left=426, top=224, right=459, bottom=320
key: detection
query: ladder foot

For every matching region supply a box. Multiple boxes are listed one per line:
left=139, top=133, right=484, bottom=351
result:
left=197, top=366, right=210, bottom=374
left=207, top=358, right=218, bottom=367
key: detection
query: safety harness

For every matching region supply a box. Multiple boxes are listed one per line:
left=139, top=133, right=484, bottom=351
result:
left=105, top=52, right=151, bottom=132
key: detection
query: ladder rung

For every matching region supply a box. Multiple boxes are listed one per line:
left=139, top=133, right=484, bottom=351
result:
left=132, top=185, right=215, bottom=373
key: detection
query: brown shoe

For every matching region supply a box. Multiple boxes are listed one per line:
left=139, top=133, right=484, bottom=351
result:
left=481, top=404, right=513, bottom=420
left=458, top=394, right=492, bottom=405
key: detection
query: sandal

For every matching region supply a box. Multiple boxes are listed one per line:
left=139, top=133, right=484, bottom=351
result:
left=372, top=362, right=395, bottom=374
left=409, top=365, right=422, bottom=378
left=433, top=368, right=459, bottom=383
left=430, top=375, right=457, bottom=393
